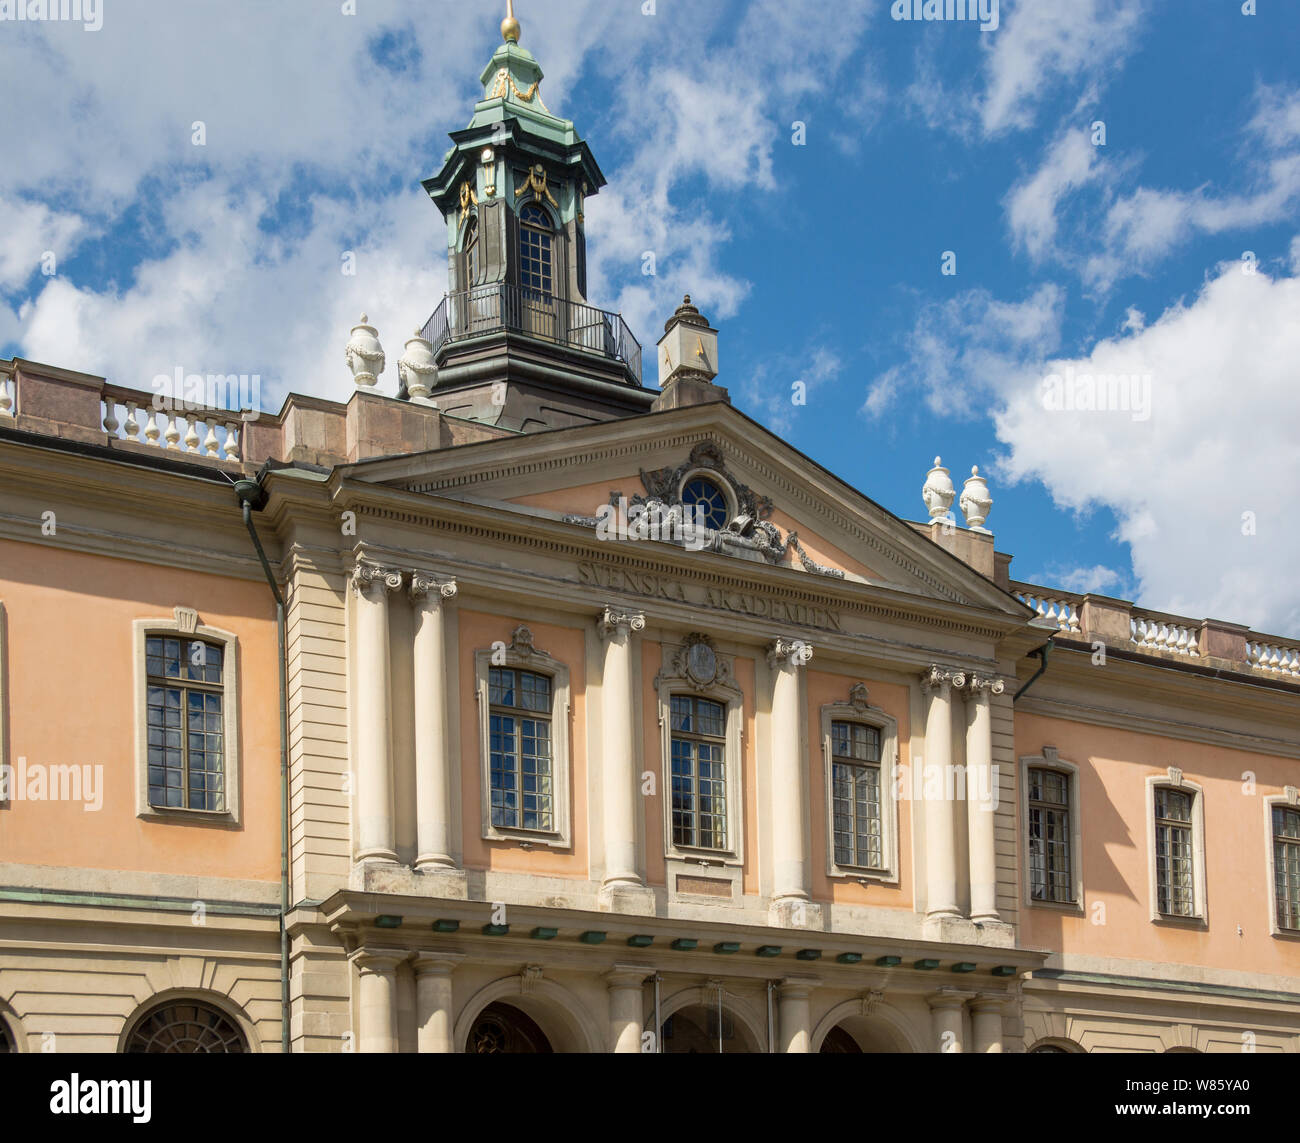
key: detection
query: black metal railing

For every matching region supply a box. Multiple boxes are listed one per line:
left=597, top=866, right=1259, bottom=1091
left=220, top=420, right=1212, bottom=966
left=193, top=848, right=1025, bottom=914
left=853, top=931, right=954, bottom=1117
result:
left=420, top=283, right=643, bottom=386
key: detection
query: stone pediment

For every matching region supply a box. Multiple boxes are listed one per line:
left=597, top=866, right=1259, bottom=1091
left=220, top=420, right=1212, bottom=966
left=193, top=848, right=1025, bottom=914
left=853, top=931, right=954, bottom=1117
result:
left=337, top=403, right=1026, bottom=617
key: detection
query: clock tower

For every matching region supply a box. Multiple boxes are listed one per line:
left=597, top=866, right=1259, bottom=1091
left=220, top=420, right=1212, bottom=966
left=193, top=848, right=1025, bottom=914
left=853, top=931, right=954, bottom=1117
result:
left=417, top=2, right=655, bottom=431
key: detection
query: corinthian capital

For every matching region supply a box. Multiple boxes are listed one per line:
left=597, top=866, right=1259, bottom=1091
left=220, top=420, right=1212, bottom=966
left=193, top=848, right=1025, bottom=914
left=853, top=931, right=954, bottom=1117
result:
left=352, top=562, right=404, bottom=595
left=410, top=572, right=458, bottom=602
left=767, top=637, right=814, bottom=669
left=599, top=606, right=646, bottom=641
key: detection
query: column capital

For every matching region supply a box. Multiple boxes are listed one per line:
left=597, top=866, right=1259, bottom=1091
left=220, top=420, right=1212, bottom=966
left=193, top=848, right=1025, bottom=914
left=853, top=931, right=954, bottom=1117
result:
left=411, top=950, right=465, bottom=975
left=921, top=665, right=967, bottom=692
left=968, top=992, right=1012, bottom=1013
left=410, top=572, right=458, bottom=603
left=598, top=605, right=646, bottom=641
left=767, top=637, right=814, bottom=670
left=963, top=674, right=1006, bottom=701
left=778, top=975, right=821, bottom=998
left=926, top=988, right=975, bottom=1011
left=350, top=946, right=407, bottom=973
left=352, top=562, right=404, bottom=596
left=604, top=965, right=652, bottom=989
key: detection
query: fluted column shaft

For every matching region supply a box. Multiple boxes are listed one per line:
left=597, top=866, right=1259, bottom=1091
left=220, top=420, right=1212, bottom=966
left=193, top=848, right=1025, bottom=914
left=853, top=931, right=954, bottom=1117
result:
left=770, top=639, right=813, bottom=903
left=412, top=574, right=458, bottom=871
left=965, top=677, right=1004, bottom=923
left=922, top=667, right=960, bottom=919
left=354, top=565, right=401, bottom=863
left=599, top=608, right=646, bottom=888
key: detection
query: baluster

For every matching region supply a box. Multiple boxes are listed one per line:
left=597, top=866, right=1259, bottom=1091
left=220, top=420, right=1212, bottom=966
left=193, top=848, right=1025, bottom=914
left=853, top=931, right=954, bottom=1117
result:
left=1066, top=604, right=1081, bottom=634
left=183, top=414, right=200, bottom=453
left=1174, top=627, right=1189, bottom=655
left=102, top=400, right=120, bottom=436
left=144, top=411, right=161, bottom=445
left=1186, top=628, right=1200, bottom=657
left=164, top=413, right=181, bottom=449
left=0, top=378, right=13, bottom=418
left=124, top=401, right=140, bottom=441
left=222, top=422, right=240, bottom=460
left=203, top=421, right=220, bottom=457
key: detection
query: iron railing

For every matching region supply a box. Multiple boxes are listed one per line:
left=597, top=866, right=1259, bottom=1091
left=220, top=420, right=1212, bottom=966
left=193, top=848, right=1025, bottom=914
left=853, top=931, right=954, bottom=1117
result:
left=420, top=283, right=643, bottom=386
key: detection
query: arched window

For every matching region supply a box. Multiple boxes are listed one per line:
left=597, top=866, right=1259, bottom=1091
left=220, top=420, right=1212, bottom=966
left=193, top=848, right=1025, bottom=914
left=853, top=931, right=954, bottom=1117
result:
left=463, top=217, right=480, bottom=287
left=519, top=203, right=553, bottom=300
left=125, top=1000, right=247, bottom=1053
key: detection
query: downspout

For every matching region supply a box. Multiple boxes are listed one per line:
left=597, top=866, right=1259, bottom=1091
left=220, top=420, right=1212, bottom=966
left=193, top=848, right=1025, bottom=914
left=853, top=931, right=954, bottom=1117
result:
left=766, top=981, right=776, bottom=1054
left=235, top=478, right=291, bottom=1054
left=1014, top=638, right=1053, bottom=704
left=651, top=974, right=662, bottom=1054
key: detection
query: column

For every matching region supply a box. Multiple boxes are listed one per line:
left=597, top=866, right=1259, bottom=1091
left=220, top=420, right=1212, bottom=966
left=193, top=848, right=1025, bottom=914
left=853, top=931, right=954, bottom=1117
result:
left=411, top=573, right=458, bottom=871
left=922, top=666, right=961, bottom=919
left=965, top=675, right=1005, bottom=923
left=354, top=564, right=403, bottom=863
left=928, top=989, right=968, bottom=1053
left=605, top=967, right=648, bottom=1053
left=769, top=638, right=814, bottom=908
left=969, top=994, right=1007, bottom=1053
left=355, top=949, right=403, bottom=1053
left=413, top=952, right=463, bottom=1053
left=598, top=607, right=646, bottom=891
left=778, top=977, right=817, bottom=1053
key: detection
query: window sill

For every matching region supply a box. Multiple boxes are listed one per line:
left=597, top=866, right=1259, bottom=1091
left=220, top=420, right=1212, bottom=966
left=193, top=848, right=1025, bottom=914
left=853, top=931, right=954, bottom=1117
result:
left=828, top=864, right=899, bottom=887
left=1151, top=912, right=1207, bottom=930
left=139, top=807, right=238, bottom=828
left=1027, top=897, right=1085, bottom=915
left=666, top=846, right=741, bottom=868
left=484, top=827, right=569, bottom=851
left=1269, top=926, right=1300, bottom=941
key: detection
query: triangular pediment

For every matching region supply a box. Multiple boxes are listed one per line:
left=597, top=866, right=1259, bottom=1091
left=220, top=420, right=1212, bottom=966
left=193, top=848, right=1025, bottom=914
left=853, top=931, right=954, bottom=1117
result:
left=338, top=403, right=1027, bottom=619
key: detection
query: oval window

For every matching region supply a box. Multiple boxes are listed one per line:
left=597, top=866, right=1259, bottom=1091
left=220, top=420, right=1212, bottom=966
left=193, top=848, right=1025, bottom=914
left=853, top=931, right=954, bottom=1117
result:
left=681, top=477, right=728, bottom=531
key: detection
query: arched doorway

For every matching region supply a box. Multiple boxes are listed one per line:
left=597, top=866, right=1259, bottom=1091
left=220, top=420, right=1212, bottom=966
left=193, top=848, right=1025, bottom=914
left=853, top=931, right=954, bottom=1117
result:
left=466, top=1002, right=554, bottom=1054
left=661, top=1004, right=761, bottom=1054
left=124, top=999, right=247, bottom=1053
left=819, top=1025, right=864, bottom=1053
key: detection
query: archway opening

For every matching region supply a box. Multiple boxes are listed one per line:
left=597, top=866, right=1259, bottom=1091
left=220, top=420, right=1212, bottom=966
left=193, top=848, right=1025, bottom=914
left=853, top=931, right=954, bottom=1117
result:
left=467, top=1002, right=554, bottom=1054
left=125, top=1000, right=247, bottom=1053
left=661, top=1004, right=760, bottom=1054
left=818, top=1014, right=910, bottom=1053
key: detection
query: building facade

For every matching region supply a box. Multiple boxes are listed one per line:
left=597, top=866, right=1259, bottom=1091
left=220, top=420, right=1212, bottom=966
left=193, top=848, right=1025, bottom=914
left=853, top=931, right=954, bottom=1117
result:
left=0, top=10, right=1297, bottom=1055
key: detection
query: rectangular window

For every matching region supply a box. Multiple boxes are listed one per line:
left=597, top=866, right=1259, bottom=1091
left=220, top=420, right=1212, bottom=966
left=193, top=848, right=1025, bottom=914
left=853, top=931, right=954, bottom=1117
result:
left=1155, top=787, right=1195, bottom=916
left=488, top=667, right=554, bottom=831
left=670, top=695, right=727, bottom=850
left=1027, top=767, right=1073, bottom=903
left=830, top=721, right=882, bottom=869
left=1274, top=806, right=1300, bottom=931
left=146, top=636, right=225, bottom=812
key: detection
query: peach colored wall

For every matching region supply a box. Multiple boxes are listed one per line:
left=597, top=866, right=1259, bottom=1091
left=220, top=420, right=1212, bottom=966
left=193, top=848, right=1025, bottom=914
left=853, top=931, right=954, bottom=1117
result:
left=457, top=610, right=588, bottom=878
left=1015, top=710, right=1299, bottom=977
left=0, top=538, right=280, bottom=881
left=512, top=481, right=881, bottom=581
left=639, top=641, right=759, bottom=894
left=805, top=671, right=914, bottom=909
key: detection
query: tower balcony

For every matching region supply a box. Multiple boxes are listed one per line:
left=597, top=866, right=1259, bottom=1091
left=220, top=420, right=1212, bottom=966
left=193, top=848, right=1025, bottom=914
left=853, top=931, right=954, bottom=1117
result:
left=420, top=283, right=643, bottom=388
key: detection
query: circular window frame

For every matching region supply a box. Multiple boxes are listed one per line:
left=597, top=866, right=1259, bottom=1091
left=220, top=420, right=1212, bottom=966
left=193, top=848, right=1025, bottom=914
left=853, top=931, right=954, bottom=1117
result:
left=677, top=470, right=735, bottom=531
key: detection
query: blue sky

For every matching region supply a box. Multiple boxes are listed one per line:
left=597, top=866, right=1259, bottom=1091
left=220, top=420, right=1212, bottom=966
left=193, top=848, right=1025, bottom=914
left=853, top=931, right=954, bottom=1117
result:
left=2, top=0, right=1299, bottom=633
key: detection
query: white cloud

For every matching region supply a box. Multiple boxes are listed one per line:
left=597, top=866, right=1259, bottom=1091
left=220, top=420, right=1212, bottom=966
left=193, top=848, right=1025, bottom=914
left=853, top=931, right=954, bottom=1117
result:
left=0, top=197, right=87, bottom=290
left=1005, top=128, right=1106, bottom=260
left=739, top=345, right=841, bottom=435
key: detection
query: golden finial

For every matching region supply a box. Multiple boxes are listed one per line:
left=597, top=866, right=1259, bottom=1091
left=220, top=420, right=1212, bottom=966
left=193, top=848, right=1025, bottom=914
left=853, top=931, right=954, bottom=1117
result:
left=502, top=0, right=521, bottom=43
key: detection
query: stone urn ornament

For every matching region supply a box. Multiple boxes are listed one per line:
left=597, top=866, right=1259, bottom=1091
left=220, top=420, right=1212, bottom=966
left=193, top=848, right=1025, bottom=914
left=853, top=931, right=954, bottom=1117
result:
left=960, top=465, right=993, bottom=532
left=921, top=456, right=956, bottom=521
left=398, top=329, right=438, bottom=404
left=346, top=314, right=386, bottom=388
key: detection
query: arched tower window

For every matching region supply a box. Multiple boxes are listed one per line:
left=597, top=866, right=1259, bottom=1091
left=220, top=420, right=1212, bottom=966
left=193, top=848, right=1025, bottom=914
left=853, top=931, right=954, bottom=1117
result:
left=463, top=217, right=480, bottom=288
left=519, top=203, right=554, bottom=300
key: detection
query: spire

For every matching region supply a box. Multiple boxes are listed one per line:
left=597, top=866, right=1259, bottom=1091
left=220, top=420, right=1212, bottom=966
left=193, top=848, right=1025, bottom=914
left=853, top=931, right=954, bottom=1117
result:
left=502, top=0, right=521, bottom=44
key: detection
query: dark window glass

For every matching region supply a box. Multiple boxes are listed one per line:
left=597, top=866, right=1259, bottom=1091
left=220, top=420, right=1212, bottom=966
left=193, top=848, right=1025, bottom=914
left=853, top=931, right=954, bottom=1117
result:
left=680, top=478, right=728, bottom=531
left=1154, top=787, right=1195, bottom=916
left=1028, top=767, right=1073, bottom=903
left=1274, top=806, right=1300, bottom=930
left=831, top=721, right=882, bottom=869
left=125, top=1001, right=246, bottom=1053
left=519, top=203, right=553, bottom=300
left=489, top=667, right=554, bottom=831
left=670, top=695, right=727, bottom=849
left=145, top=636, right=225, bottom=812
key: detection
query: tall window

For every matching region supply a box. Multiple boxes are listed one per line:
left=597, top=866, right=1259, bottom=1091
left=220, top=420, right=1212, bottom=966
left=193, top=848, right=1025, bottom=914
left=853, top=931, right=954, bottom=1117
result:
left=670, top=695, right=727, bottom=849
left=1154, top=787, right=1195, bottom=916
left=1274, top=805, right=1300, bottom=931
left=1028, top=767, right=1074, bottom=903
left=146, top=636, right=225, bottom=811
left=489, top=667, right=554, bottom=831
left=830, top=721, right=882, bottom=869
left=519, top=203, right=553, bottom=299
left=463, top=217, right=480, bottom=286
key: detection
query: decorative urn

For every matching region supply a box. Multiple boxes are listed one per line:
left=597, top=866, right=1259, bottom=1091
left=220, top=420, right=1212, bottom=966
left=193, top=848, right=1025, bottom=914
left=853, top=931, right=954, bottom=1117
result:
left=345, top=314, right=386, bottom=388
left=960, top=465, right=993, bottom=531
left=398, top=329, right=438, bottom=403
left=921, top=456, right=956, bottom=521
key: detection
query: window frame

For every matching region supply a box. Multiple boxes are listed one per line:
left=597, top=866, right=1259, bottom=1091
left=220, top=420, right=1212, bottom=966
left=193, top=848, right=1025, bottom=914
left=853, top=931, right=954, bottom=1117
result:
left=1018, top=749, right=1084, bottom=913
left=518, top=202, right=555, bottom=300
left=668, top=693, right=730, bottom=851
left=486, top=665, right=556, bottom=834
left=1144, top=769, right=1207, bottom=925
left=132, top=611, right=241, bottom=825
left=676, top=469, right=736, bottom=531
left=655, top=638, right=745, bottom=870
left=474, top=626, right=571, bottom=849
left=821, top=685, right=899, bottom=885
left=1264, top=789, right=1300, bottom=939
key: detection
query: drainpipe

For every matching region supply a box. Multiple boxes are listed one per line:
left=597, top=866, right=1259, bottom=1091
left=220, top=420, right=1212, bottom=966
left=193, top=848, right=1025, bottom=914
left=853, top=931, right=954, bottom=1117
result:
left=234, top=478, right=291, bottom=1054
left=651, top=974, right=662, bottom=1054
left=1014, top=638, right=1053, bottom=704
